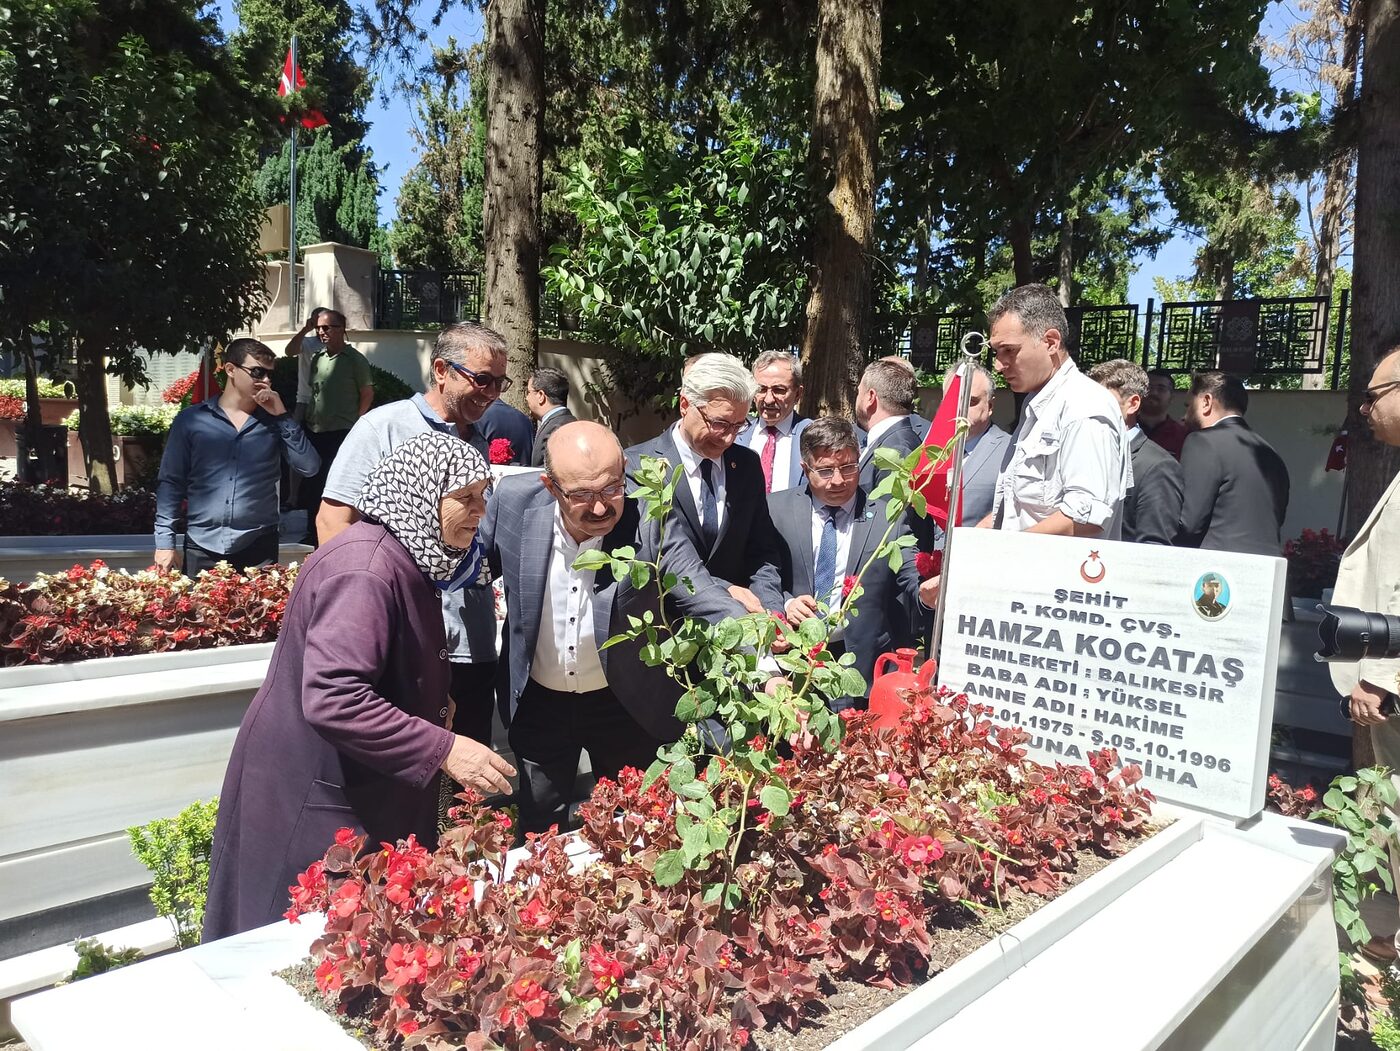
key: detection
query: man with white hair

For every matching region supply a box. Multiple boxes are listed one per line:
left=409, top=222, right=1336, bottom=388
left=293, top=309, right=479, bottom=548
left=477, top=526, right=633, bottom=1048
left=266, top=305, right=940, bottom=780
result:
left=738, top=350, right=810, bottom=493
left=943, top=361, right=1010, bottom=525
left=626, top=352, right=785, bottom=613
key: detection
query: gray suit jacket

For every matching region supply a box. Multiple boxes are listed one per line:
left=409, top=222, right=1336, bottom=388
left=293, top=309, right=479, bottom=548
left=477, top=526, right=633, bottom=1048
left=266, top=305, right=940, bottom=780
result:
left=768, top=487, right=921, bottom=700
left=961, top=424, right=1011, bottom=525
left=1125, top=430, right=1184, bottom=545
left=1176, top=416, right=1290, bottom=556
left=479, top=475, right=743, bottom=740
left=625, top=428, right=786, bottom=611
left=737, top=414, right=811, bottom=491
left=530, top=406, right=576, bottom=467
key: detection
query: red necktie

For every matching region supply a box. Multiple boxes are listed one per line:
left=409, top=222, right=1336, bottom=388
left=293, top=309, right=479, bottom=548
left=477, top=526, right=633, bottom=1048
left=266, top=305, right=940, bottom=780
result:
left=761, top=426, right=779, bottom=492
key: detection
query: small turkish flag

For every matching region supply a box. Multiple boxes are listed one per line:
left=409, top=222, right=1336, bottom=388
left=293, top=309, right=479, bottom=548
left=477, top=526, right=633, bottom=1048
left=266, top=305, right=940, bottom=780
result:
left=277, top=49, right=329, bottom=130
left=1326, top=429, right=1348, bottom=472
left=910, top=374, right=964, bottom=528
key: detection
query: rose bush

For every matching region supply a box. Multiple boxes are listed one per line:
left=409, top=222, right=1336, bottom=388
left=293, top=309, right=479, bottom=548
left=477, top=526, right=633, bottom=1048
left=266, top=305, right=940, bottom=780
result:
left=287, top=691, right=1152, bottom=1049
left=1283, top=527, right=1346, bottom=599
left=0, top=483, right=157, bottom=535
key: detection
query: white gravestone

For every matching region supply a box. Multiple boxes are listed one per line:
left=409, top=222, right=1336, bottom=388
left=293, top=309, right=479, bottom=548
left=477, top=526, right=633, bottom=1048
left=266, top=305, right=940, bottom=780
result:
left=936, top=529, right=1286, bottom=820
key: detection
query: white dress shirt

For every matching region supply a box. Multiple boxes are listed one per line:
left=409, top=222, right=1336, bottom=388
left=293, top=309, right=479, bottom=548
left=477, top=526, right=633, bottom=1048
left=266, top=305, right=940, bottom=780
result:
left=672, top=424, right=727, bottom=533
left=531, top=506, right=609, bottom=693
left=746, top=412, right=798, bottom=491
left=992, top=358, right=1133, bottom=539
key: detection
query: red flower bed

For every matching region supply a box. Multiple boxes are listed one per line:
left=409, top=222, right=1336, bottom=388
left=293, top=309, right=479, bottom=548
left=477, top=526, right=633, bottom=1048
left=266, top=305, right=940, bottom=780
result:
left=0, top=559, right=295, bottom=666
left=0, top=484, right=157, bottom=536
left=163, top=368, right=201, bottom=405
left=0, top=394, right=24, bottom=421
left=1283, top=527, right=1346, bottom=599
left=288, top=688, right=1153, bottom=1049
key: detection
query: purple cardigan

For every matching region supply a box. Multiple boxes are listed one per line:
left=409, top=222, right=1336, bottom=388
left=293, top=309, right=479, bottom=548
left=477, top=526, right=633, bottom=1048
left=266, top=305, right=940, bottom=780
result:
left=202, top=521, right=455, bottom=941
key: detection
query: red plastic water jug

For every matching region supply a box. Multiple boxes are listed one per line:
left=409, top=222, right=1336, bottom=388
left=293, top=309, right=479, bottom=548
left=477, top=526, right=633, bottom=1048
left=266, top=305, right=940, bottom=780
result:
left=868, top=648, right=936, bottom=729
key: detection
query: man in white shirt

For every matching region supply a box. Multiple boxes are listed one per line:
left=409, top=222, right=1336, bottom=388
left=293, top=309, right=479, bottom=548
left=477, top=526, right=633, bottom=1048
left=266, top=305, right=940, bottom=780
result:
left=738, top=351, right=810, bottom=493
left=984, top=284, right=1131, bottom=539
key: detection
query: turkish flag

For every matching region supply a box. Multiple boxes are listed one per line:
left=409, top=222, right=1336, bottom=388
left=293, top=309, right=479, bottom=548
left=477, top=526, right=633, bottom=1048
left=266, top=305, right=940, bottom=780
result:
left=189, top=357, right=218, bottom=405
left=1326, top=429, right=1348, bottom=472
left=277, top=49, right=329, bottom=129
left=910, top=374, right=964, bottom=528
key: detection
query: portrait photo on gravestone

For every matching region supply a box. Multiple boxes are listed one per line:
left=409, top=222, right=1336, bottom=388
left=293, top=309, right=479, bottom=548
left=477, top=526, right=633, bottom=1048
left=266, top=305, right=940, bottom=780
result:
left=936, top=528, right=1286, bottom=819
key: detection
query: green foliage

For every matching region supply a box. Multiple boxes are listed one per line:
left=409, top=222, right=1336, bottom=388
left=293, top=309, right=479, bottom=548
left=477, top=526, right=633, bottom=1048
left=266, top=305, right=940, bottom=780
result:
left=546, top=117, right=808, bottom=412
left=127, top=797, right=219, bottom=949
left=0, top=377, right=69, bottom=400
left=1309, top=768, right=1399, bottom=948
left=63, top=404, right=178, bottom=436
left=1374, top=1010, right=1400, bottom=1051
left=65, top=938, right=142, bottom=983
left=254, top=131, right=381, bottom=250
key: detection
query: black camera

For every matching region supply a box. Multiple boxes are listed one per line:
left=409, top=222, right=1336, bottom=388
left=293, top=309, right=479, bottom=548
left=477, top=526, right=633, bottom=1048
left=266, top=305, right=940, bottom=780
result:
left=1316, top=605, right=1400, bottom=720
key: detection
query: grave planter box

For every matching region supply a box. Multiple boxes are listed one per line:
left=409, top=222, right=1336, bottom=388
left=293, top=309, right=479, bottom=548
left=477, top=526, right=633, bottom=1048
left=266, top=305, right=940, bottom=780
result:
left=10, top=810, right=1344, bottom=1051
left=0, top=536, right=312, bottom=580
left=0, top=645, right=271, bottom=942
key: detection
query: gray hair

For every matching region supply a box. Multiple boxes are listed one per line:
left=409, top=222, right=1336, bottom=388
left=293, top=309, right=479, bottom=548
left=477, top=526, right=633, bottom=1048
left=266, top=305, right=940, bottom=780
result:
left=799, top=416, right=860, bottom=461
left=434, top=321, right=507, bottom=367
left=858, top=359, right=916, bottom=414
left=681, top=352, right=757, bottom=406
left=753, top=350, right=802, bottom=385
left=1087, top=359, right=1148, bottom=401
left=987, top=284, right=1069, bottom=344
left=943, top=362, right=998, bottom=397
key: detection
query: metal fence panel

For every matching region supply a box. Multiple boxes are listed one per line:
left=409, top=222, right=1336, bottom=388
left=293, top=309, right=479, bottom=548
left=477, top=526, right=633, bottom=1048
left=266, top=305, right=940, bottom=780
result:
left=1150, top=297, right=1331, bottom=376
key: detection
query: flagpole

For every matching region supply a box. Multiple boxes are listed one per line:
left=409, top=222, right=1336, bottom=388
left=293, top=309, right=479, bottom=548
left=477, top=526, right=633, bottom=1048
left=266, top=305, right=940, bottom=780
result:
left=287, top=33, right=298, bottom=330
left=928, top=332, right=984, bottom=678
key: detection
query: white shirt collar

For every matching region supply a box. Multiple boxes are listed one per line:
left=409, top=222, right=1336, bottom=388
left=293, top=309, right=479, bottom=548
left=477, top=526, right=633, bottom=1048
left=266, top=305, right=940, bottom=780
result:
left=756, top=411, right=797, bottom=436
left=1125, top=424, right=1143, bottom=442
left=812, top=492, right=859, bottom=521
left=671, top=423, right=719, bottom=476
left=541, top=405, right=568, bottom=424
left=866, top=415, right=908, bottom=447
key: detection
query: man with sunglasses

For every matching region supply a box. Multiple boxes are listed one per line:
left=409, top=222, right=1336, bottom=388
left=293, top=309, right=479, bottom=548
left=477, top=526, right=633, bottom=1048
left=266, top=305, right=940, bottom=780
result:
left=737, top=351, right=810, bottom=493
left=1175, top=370, right=1290, bottom=556
left=767, top=418, right=924, bottom=710
left=317, top=322, right=510, bottom=750
left=1332, top=347, right=1400, bottom=964
left=297, top=309, right=374, bottom=543
left=155, top=339, right=319, bottom=576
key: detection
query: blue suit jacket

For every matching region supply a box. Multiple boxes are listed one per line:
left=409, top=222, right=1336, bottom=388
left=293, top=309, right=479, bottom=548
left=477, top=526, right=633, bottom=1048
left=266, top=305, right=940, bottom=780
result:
left=737, top=414, right=812, bottom=491
left=477, top=400, right=535, bottom=466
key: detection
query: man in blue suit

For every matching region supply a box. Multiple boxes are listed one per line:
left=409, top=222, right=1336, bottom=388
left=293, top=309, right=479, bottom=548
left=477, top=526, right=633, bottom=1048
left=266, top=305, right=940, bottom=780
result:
left=625, top=353, right=786, bottom=614
left=737, top=351, right=811, bottom=493
left=480, top=420, right=744, bottom=832
left=768, top=418, right=930, bottom=710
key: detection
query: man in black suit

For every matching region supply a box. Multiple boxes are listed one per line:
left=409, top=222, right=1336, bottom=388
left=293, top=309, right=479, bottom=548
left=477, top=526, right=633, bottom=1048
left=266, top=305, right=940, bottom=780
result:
left=856, top=359, right=923, bottom=490
left=1088, top=359, right=1184, bottom=545
left=769, top=418, right=931, bottom=710
left=478, top=397, right=534, bottom=465
left=480, top=420, right=745, bottom=831
left=625, top=352, right=785, bottom=614
left=1176, top=371, right=1290, bottom=556
left=526, top=366, right=576, bottom=468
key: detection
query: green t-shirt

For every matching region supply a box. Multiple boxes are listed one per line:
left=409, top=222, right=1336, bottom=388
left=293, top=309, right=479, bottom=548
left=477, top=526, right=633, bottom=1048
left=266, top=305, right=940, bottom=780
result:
left=306, top=345, right=372, bottom=433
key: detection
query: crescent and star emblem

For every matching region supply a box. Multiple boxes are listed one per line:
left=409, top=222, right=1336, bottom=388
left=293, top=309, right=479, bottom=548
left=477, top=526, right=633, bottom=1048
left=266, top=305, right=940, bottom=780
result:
left=1079, top=550, right=1106, bottom=584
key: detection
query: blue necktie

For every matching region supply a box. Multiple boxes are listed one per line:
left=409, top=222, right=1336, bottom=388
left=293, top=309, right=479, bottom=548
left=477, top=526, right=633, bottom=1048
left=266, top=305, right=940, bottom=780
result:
left=699, top=458, right=719, bottom=551
left=813, top=505, right=839, bottom=606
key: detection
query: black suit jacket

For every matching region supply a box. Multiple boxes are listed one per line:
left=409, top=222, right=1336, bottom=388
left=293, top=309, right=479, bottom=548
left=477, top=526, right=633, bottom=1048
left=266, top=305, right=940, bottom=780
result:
left=477, top=400, right=535, bottom=466
left=1176, top=416, right=1289, bottom=556
left=1125, top=430, right=1184, bottom=545
left=624, top=429, right=786, bottom=612
left=857, top=416, right=922, bottom=490
left=530, top=407, right=576, bottom=467
left=768, top=487, right=921, bottom=703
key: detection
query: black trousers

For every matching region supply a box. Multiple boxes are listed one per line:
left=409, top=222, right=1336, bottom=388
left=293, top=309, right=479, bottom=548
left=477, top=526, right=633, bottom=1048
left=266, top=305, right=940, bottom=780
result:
left=183, top=530, right=280, bottom=579
left=448, top=660, right=498, bottom=746
left=508, top=678, right=666, bottom=834
left=302, top=428, right=350, bottom=543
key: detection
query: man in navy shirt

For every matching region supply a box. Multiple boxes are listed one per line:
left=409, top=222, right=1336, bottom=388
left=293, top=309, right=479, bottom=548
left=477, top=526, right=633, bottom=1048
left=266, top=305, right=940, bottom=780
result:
left=155, top=338, right=319, bottom=577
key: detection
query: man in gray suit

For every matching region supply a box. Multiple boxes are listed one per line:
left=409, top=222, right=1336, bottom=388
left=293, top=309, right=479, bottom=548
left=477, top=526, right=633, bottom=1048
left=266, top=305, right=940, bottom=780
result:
left=944, top=361, right=1011, bottom=525
left=1176, top=371, right=1289, bottom=556
left=526, top=366, right=576, bottom=468
left=480, top=420, right=744, bottom=832
left=1088, top=359, right=1184, bottom=545
left=769, top=418, right=930, bottom=709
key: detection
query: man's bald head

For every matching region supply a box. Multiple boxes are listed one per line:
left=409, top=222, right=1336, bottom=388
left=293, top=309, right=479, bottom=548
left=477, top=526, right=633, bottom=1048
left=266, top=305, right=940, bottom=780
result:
left=541, top=420, right=626, bottom=541
left=543, top=420, right=623, bottom=484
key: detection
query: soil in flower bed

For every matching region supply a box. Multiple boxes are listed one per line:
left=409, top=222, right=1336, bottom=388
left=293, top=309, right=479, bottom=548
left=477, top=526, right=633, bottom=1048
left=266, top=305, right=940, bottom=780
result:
left=278, top=827, right=1157, bottom=1051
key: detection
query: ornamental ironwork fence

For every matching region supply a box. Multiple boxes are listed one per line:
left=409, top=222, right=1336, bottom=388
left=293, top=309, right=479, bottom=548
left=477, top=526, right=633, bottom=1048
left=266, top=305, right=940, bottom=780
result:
left=375, top=269, right=579, bottom=335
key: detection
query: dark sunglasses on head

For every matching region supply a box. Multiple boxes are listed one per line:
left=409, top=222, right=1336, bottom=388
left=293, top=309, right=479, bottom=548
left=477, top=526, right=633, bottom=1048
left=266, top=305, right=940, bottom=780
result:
left=231, top=362, right=273, bottom=381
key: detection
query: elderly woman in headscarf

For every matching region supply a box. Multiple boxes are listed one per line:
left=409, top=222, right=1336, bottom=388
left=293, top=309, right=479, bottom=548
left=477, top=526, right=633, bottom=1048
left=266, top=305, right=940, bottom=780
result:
left=202, top=431, right=516, bottom=941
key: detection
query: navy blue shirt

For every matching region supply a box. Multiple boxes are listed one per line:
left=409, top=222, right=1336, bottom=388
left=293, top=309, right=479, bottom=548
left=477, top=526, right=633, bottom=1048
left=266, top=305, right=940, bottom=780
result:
left=155, top=400, right=320, bottom=553
left=477, top=399, right=534, bottom=466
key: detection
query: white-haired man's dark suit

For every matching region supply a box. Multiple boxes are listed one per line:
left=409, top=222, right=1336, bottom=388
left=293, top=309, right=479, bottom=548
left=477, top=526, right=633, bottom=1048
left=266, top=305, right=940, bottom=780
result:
left=480, top=474, right=743, bottom=831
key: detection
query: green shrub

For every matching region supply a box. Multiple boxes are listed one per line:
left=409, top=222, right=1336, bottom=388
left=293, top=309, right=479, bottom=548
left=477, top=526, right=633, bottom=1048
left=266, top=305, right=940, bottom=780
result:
left=1374, top=1009, right=1400, bottom=1051
left=64, top=404, right=179, bottom=436
left=127, top=798, right=219, bottom=949
left=65, top=938, right=142, bottom=983
left=0, top=377, right=71, bottom=400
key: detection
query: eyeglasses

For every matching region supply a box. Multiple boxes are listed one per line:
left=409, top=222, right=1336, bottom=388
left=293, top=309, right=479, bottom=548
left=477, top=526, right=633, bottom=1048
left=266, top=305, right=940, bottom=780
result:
left=1363, top=380, right=1400, bottom=408
left=548, top=476, right=626, bottom=506
left=231, top=362, right=274, bottom=381
left=314, top=324, right=344, bottom=332
left=449, top=361, right=513, bottom=394
left=755, top=384, right=793, bottom=398
left=695, top=405, right=747, bottom=437
left=804, top=462, right=860, bottom=482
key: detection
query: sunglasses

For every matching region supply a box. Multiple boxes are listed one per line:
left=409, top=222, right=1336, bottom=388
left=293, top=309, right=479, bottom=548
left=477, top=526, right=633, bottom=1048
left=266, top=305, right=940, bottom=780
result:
left=1363, top=380, right=1400, bottom=409
left=314, top=324, right=344, bottom=332
left=231, top=362, right=273, bottom=381
left=448, top=360, right=513, bottom=393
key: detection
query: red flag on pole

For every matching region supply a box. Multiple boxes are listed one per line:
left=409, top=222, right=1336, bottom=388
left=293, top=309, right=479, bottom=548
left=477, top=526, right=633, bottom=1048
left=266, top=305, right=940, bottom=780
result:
left=277, top=48, right=329, bottom=129
left=910, top=374, right=964, bottom=528
left=1326, top=429, right=1349, bottom=472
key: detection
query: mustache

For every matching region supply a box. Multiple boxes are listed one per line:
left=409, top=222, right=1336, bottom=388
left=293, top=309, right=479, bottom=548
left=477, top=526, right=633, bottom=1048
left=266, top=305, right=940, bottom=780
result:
left=582, top=508, right=617, bottom=523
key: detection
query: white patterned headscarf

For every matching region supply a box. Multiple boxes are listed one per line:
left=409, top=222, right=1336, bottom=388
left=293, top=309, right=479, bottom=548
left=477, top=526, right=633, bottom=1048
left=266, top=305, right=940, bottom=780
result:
left=359, top=431, right=493, bottom=584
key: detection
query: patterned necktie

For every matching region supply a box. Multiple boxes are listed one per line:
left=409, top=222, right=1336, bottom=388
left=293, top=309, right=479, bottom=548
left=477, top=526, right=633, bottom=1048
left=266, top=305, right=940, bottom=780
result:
left=699, top=458, right=719, bottom=551
left=761, top=426, right=779, bottom=493
left=813, top=505, right=839, bottom=606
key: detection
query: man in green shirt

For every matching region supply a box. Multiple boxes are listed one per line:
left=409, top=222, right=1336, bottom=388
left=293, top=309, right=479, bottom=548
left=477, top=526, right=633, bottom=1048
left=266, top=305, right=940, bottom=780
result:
left=297, top=308, right=373, bottom=543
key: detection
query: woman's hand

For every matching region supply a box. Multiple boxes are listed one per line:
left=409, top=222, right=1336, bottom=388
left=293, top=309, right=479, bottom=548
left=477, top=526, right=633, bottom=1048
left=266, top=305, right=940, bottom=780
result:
left=441, top=734, right=516, bottom=795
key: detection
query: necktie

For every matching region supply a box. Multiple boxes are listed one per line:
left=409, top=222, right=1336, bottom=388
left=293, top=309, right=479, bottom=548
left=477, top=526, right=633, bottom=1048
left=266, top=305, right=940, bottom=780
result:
left=813, top=505, right=839, bottom=607
left=761, top=426, right=779, bottom=492
left=699, top=458, right=719, bottom=551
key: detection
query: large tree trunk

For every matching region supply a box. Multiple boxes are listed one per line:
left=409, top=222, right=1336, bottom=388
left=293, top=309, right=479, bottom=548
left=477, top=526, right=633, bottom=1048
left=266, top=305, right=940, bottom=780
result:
left=18, top=333, right=60, bottom=485
left=799, top=0, right=883, bottom=419
left=1056, top=209, right=1074, bottom=307
left=1346, top=0, right=1400, bottom=536
left=74, top=338, right=117, bottom=494
left=1009, top=208, right=1034, bottom=287
left=482, top=0, right=544, bottom=412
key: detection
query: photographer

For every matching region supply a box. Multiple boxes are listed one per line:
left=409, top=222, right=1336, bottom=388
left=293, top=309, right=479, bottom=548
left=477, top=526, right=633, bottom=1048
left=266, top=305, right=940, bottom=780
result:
left=1334, top=346, right=1400, bottom=963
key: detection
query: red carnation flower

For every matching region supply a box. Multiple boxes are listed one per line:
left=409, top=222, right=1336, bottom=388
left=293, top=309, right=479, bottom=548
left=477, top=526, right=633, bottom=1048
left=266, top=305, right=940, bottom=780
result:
left=915, top=550, right=942, bottom=580
left=489, top=438, right=514, bottom=465
left=841, top=574, right=858, bottom=599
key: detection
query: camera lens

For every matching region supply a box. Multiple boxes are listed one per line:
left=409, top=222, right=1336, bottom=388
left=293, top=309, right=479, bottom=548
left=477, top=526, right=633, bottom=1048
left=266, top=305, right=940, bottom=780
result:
left=1315, top=605, right=1400, bottom=662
